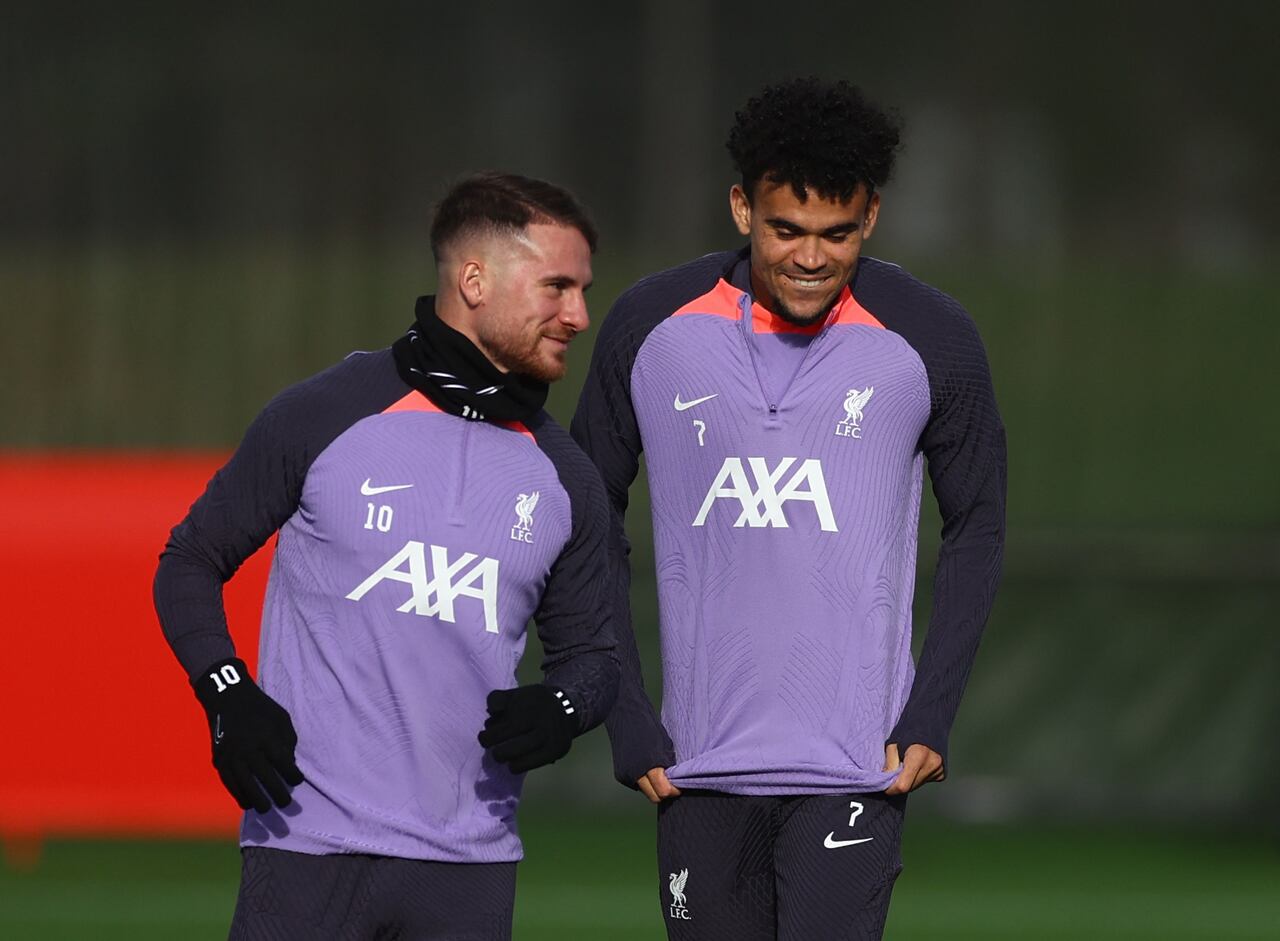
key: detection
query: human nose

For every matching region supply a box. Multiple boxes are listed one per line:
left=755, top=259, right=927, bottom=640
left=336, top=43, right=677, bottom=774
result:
left=560, top=290, right=590, bottom=333
left=793, top=237, right=827, bottom=272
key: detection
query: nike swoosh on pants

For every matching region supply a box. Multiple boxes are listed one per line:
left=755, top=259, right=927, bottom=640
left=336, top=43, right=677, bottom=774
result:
left=823, top=833, right=875, bottom=849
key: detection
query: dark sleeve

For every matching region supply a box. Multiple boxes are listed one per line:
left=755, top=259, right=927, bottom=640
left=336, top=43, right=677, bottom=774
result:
left=870, top=272, right=1007, bottom=770
left=527, top=415, right=620, bottom=734
left=569, top=284, right=679, bottom=787
left=153, top=351, right=405, bottom=679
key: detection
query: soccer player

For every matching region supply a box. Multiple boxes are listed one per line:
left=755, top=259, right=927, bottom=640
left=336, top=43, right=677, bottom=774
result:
left=154, top=172, right=619, bottom=940
left=572, top=79, right=1006, bottom=939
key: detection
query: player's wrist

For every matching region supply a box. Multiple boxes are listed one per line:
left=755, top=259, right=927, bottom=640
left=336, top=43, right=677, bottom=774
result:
left=541, top=684, right=582, bottom=737
left=514, top=684, right=577, bottom=748
left=192, top=657, right=255, bottom=707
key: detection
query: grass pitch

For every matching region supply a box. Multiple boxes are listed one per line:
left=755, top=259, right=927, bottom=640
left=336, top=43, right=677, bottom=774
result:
left=2, top=812, right=1276, bottom=939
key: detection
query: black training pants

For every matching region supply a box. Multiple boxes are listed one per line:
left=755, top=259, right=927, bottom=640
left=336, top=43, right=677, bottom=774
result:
left=656, top=790, right=906, bottom=940
left=227, top=847, right=516, bottom=940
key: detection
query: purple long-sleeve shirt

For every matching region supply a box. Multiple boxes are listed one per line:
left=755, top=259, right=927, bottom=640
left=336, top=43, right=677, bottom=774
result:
left=572, top=250, right=1005, bottom=794
left=155, top=347, right=617, bottom=861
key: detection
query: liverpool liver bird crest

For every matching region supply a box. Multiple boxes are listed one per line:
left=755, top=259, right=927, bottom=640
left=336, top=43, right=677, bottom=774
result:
left=843, top=387, right=874, bottom=425
left=514, top=491, right=539, bottom=533
left=669, top=868, right=688, bottom=908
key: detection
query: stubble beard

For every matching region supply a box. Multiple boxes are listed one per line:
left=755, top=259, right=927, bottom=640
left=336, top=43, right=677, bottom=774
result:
left=770, top=289, right=839, bottom=327
left=510, top=347, right=566, bottom=383
left=760, top=268, right=846, bottom=327
left=485, top=328, right=566, bottom=384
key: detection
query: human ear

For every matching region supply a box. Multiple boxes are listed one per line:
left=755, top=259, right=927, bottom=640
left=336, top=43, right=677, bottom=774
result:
left=729, top=184, right=752, bottom=237
left=458, top=260, right=484, bottom=308
left=861, top=191, right=882, bottom=240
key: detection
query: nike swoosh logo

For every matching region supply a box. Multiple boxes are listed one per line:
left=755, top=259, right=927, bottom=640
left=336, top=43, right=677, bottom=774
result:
left=361, top=479, right=414, bottom=496
left=214, top=715, right=224, bottom=743
left=673, top=393, right=718, bottom=411
left=823, top=833, right=874, bottom=849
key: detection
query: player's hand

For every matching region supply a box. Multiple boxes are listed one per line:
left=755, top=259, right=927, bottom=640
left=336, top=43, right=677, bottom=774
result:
left=192, top=658, right=304, bottom=814
left=478, top=685, right=578, bottom=774
left=637, top=767, right=682, bottom=804
left=883, top=743, right=945, bottom=795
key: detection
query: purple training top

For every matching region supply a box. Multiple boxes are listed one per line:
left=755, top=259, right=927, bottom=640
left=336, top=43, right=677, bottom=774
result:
left=572, top=251, right=1006, bottom=795
left=156, top=347, right=617, bottom=861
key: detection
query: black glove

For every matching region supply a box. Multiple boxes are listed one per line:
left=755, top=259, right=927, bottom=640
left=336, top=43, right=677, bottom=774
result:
left=477, top=685, right=579, bottom=774
left=192, top=658, right=304, bottom=813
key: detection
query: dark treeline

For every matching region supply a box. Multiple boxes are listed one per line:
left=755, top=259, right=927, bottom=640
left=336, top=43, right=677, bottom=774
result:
left=3, top=1, right=1276, bottom=266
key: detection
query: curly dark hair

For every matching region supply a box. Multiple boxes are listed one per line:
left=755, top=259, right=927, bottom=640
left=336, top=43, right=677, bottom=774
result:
left=430, top=171, right=597, bottom=261
left=726, top=78, right=903, bottom=202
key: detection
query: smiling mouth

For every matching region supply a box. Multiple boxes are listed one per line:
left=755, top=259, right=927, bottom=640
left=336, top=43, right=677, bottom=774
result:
left=784, top=274, right=831, bottom=289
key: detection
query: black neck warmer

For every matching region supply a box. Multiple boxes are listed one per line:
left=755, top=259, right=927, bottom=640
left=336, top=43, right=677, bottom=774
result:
left=391, top=296, right=548, bottom=423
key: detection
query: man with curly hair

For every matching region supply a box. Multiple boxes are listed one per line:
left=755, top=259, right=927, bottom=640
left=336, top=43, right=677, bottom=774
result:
left=572, top=79, right=1006, bottom=939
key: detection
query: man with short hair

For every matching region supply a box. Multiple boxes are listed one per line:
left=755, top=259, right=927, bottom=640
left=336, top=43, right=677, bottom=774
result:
left=573, top=79, right=1007, bottom=939
left=155, top=172, right=618, bottom=940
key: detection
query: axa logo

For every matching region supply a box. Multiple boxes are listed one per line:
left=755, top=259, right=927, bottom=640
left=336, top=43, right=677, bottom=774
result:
left=668, top=868, right=691, bottom=920
left=511, top=491, right=539, bottom=543
left=346, top=540, right=500, bottom=633
left=835, top=386, right=874, bottom=438
left=692, top=457, right=838, bottom=532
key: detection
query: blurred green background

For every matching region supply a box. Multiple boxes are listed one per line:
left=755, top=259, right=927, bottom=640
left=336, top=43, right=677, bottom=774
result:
left=2, top=1, right=1277, bottom=937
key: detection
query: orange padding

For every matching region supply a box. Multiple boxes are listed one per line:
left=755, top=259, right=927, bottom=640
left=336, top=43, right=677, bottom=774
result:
left=0, top=453, right=271, bottom=839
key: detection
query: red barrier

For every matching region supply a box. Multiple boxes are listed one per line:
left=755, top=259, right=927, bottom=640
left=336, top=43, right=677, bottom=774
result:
left=0, top=453, right=269, bottom=842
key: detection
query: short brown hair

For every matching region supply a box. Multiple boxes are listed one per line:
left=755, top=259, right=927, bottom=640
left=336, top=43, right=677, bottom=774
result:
left=430, top=172, right=598, bottom=261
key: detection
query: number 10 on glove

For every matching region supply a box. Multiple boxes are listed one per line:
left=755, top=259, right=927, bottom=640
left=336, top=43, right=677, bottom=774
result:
left=192, top=658, right=305, bottom=814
